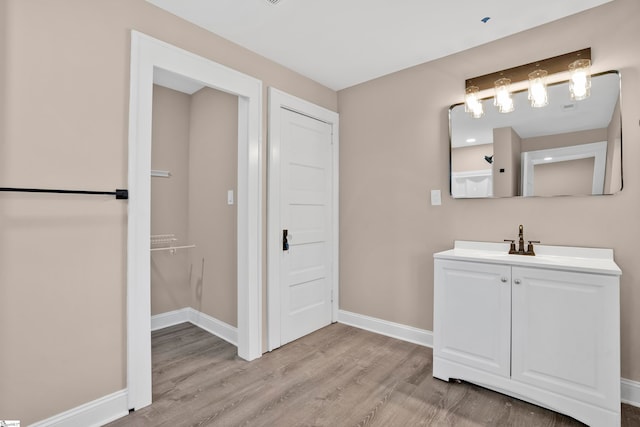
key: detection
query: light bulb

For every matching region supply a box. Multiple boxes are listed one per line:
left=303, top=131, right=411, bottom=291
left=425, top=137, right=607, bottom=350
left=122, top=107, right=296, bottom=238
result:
left=569, top=59, right=591, bottom=101
left=494, top=78, right=514, bottom=113
left=528, top=69, right=548, bottom=108
left=465, top=86, right=484, bottom=118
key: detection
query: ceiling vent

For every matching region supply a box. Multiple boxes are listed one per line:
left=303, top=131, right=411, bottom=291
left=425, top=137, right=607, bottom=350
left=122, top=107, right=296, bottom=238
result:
left=265, top=0, right=283, bottom=4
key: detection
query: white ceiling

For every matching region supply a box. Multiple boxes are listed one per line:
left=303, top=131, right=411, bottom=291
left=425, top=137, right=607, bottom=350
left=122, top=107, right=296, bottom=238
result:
left=146, top=0, right=612, bottom=91
left=153, top=67, right=205, bottom=94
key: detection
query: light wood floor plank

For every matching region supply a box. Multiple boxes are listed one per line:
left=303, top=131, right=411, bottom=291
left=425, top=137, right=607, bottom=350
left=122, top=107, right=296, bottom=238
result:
left=106, top=322, right=640, bottom=427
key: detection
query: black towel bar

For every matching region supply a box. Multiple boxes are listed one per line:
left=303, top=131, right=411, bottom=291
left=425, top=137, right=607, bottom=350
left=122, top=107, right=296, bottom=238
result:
left=0, top=187, right=129, bottom=200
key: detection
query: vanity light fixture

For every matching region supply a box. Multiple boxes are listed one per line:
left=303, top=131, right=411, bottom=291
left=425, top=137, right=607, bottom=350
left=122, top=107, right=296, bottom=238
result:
left=494, top=77, right=514, bottom=113
left=569, top=58, right=592, bottom=100
left=528, top=69, right=549, bottom=108
left=464, top=48, right=591, bottom=116
left=464, top=85, right=484, bottom=118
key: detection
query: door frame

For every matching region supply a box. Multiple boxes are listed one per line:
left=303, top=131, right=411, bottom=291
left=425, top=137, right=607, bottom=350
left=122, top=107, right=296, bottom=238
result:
left=127, top=31, right=263, bottom=411
left=267, top=88, right=339, bottom=351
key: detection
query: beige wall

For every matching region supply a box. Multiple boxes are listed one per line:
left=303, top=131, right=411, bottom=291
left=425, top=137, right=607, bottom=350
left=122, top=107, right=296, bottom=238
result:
left=188, top=88, right=238, bottom=326
left=522, top=128, right=607, bottom=151
left=338, top=0, right=640, bottom=386
left=451, top=143, right=492, bottom=172
left=0, top=0, right=6, bottom=159
left=534, top=157, right=595, bottom=196
left=492, top=127, right=521, bottom=197
left=150, top=85, right=192, bottom=314
left=0, top=0, right=336, bottom=423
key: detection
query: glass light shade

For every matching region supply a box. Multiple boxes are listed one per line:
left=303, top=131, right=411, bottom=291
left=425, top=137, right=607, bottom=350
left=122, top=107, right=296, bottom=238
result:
left=528, top=69, right=549, bottom=108
left=494, top=78, right=514, bottom=113
left=569, top=59, right=591, bottom=100
left=464, top=86, right=484, bottom=118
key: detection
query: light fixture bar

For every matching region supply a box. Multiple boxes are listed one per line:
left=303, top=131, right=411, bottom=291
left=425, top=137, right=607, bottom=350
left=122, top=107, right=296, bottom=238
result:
left=465, top=48, right=591, bottom=92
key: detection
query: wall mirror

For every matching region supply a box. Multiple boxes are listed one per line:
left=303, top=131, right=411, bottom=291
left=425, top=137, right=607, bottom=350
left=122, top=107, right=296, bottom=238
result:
left=449, top=71, right=622, bottom=198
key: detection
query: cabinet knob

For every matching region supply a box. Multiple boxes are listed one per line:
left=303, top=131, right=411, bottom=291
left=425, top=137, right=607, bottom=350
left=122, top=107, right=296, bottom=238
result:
left=514, top=279, right=522, bottom=285
left=501, top=277, right=508, bottom=283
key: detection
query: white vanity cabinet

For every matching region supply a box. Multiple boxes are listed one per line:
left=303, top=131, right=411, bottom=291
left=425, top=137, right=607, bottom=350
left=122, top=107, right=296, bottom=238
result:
left=433, top=241, right=621, bottom=427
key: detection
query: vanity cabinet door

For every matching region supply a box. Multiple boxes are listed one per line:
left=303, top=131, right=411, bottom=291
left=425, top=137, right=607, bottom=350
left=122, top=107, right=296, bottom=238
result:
left=511, top=266, right=620, bottom=411
left=434, top=260, right=511, bottom=377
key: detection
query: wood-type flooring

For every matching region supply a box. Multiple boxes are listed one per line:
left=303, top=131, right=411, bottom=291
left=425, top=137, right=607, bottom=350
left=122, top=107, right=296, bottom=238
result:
left=107, top=322, right=640, bottom=427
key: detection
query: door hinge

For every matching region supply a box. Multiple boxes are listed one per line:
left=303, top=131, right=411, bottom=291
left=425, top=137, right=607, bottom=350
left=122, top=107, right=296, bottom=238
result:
left=331, top=289, right=334, bottom=302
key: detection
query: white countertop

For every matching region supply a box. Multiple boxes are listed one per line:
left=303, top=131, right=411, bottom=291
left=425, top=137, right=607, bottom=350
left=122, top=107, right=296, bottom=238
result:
left=434, top=240, right=621, bottom=276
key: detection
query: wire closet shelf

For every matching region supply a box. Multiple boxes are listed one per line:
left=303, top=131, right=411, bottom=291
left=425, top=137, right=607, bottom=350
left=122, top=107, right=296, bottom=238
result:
left=150, top=234, right=195, bottom=254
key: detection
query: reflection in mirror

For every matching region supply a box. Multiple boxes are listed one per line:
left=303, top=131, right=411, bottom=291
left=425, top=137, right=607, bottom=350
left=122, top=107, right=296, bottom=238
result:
left=450, top=71, right=622, bottom=198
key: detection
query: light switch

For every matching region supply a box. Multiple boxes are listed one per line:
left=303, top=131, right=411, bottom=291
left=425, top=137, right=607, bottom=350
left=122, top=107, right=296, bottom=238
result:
left=431, top=189, right=441, bottom=206
left=227, top=190, right=234, bottom=205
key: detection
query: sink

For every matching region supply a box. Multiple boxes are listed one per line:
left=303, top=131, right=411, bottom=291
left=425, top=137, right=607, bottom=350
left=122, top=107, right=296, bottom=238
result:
left=434, top=240, right=621, bottom=276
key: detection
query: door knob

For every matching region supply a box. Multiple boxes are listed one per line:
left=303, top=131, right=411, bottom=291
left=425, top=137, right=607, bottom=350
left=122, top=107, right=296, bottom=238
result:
left=283, top=229, right=289, bottom=251
left=501, top=277, right=508, bottom=283
left=514, top=279, right=522, bottom=285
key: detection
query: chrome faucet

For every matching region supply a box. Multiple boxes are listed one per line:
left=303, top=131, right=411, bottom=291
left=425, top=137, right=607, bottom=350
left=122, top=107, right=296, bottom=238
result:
left=505, top=224, right=539, bottom=256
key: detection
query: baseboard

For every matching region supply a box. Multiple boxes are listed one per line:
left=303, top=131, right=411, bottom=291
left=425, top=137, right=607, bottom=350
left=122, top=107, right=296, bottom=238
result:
left=151, top=308, right=238, bottom=346
left=339, top=309, right=640, bottom=409
left=29, top=389, right=128, bottom=427
left=621, top=378, right=640, bottom=408
left=187, top=308, right=238, bottom=346
left=338, top=309, right=433, bottom=348
left=150, top=308, right=190, bottom=331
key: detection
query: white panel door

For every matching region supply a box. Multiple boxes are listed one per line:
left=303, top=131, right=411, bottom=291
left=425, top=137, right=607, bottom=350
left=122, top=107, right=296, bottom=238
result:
left=434, top=259, right=512, bottom=378
left=511, top=266, right=620, bottom=411
left=280, top=108, right=333, bottom=345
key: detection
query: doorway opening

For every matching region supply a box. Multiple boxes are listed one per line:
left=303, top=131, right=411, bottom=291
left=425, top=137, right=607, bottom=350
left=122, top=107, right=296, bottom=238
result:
left=127, top=31, right=262, bottom=411
left=150, top=75, right=239, bottom=343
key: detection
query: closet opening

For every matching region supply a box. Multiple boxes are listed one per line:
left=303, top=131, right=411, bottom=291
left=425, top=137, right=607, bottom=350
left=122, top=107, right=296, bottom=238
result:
left=150, top=70, right=239, bottom=346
